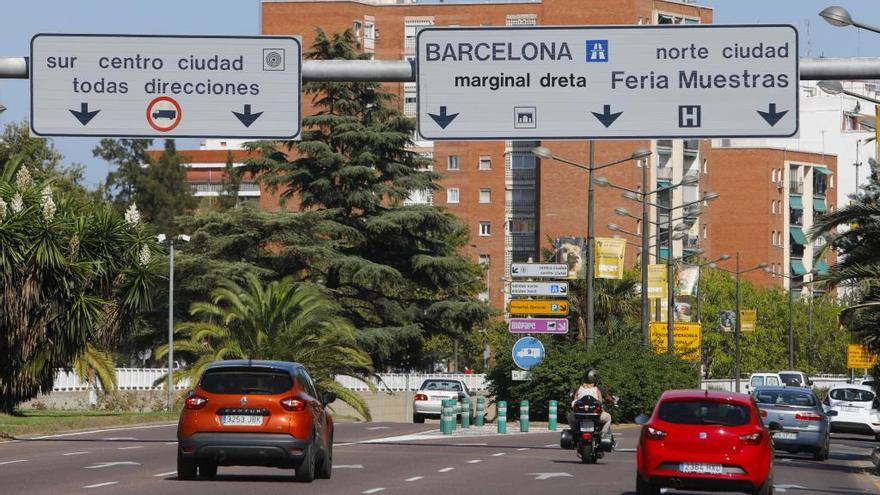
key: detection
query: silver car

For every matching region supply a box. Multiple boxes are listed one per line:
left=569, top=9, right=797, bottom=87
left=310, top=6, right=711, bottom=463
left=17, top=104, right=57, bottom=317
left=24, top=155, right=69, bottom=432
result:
left=752, top=386, right=835, bottom=461
left=412, top=378, right=473, bottom=424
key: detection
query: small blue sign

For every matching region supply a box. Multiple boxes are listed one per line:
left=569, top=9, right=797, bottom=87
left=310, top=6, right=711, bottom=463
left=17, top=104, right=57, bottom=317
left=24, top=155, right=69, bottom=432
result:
left=551, top=284, right=560, bottom=294
left=586, top=40, right=608, bottom=62
left=512, top=336, right=546, bottom=370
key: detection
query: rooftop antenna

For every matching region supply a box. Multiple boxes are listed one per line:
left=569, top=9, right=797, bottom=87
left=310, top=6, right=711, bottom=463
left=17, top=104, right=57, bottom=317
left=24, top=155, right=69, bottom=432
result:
left=805, top=19, right=812, bottom=57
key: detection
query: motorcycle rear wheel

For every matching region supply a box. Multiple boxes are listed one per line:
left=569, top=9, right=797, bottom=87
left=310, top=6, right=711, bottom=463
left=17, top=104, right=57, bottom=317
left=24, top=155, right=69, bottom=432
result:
left=580, top=443, right=596, bottom=464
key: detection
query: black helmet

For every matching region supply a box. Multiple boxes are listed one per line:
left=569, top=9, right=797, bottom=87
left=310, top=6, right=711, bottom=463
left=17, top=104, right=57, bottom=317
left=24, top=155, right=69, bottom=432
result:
left=583, top=367, right=598, bottom=383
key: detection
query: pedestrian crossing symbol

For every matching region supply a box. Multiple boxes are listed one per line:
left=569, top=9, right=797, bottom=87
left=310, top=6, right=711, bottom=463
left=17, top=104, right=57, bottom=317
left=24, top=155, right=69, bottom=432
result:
left=585, top=40, right=608, bottom=62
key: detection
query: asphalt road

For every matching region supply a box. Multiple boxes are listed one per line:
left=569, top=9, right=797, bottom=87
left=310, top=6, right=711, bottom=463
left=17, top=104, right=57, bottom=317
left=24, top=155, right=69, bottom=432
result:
left=0, top=421, right=878, bottom=494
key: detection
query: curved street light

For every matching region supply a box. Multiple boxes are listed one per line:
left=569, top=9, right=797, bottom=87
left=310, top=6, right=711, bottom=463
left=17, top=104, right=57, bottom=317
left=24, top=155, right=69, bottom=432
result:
left=820, top=5, right=880, bottom=34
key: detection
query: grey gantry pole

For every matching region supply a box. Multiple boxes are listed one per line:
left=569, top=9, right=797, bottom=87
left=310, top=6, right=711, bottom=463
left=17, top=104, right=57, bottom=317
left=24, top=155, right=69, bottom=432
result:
left=641, top=159, right=650, bottom=347
left=586, top=141, right=596, bottom=351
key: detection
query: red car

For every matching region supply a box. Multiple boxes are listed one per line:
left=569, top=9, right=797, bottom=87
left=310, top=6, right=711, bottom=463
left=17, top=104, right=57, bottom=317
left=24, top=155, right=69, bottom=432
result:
left=177, top=360, right=335, bottom=482
left=636, top=390, right=776, bottom=495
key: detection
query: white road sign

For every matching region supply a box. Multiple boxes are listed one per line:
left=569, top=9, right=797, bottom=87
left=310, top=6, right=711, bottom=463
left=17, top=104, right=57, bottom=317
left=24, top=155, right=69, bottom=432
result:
left=510, top=281, right=569, bottom=296
left=30, top=34, right=301, bottom=138
left=417, top=25, right=798, bottom=140
left=510, top=263, right=569, bottom=279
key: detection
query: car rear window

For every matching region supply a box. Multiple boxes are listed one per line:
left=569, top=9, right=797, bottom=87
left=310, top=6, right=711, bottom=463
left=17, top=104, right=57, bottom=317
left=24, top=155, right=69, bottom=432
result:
left=754, top=390, right=816, bottom=407
left=420, top=380, right=462, bottom=392
left=829, top=388, right=875, bottom=402
left=778, top=373, right=803, bottom=386
left=200, top=370, right=293, bottom=395
left=658, top=400, right=751, bottom=426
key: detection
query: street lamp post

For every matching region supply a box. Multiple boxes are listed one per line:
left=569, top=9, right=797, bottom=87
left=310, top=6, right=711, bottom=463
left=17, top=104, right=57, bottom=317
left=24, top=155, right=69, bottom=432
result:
left=531, top=145, right=651, bottom=351
left=157, top=233, right=190, bottom=411
left=820, top=6, right=880, bottom=35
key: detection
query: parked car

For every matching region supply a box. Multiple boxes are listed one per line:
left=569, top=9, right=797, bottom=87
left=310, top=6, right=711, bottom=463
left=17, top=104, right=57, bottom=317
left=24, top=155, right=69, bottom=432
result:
left=635, top=390, right=776, bottom=495
left=751, top=386, right=834, bottom=460
left=823, top=384, right=880, bottom=440
left=777, top=371, right=812, bottom=388
left=177, top=360, right=335, bottom=482
left=412, top=378, right=474, bottom=424
left=746, top=372, right=783, bottom=393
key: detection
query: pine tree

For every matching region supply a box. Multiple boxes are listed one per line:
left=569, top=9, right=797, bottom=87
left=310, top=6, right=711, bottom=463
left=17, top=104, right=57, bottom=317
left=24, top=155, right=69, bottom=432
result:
left=246, top=29, right=490, bottom=369
left=217, top=150, right=241, bottom=211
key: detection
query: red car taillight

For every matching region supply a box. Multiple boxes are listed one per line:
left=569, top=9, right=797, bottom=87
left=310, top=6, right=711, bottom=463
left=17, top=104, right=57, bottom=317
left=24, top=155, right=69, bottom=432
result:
left=185, top=395, right=207, bottom=410
left=281, top=397, right=307, bottom=412
left=760, top=409, right=767, bottom=417
left=581, top=432, right=592, bottom=441
left=644, top=426, right=667, bottom=440
left=414, top=394, right=428, bottom=401
left=795, top=412, right=822, bottom=421
left=739, top=431, right=763, bottom=445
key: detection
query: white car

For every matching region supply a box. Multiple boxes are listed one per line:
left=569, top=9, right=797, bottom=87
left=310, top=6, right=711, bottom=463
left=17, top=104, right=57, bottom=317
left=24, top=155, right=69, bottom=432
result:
left=778, top=370, right=812, bottom=388
left=412, top=378, right=474, bottom=424
left=745, top=372, right=782, bottom=393
left=823, top=384, right=880, bottom=440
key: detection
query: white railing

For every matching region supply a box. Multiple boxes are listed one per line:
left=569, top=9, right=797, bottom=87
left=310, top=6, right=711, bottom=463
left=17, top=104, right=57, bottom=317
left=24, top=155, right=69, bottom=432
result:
left=701, top=375, right=852, bottom=393
left=51, top=369, right=486, bottom=392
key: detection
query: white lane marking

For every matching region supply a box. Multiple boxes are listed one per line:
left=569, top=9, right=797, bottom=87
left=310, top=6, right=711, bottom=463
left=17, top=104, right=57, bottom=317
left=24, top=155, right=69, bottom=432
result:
left=405, top=476, right=424, bottom=482
left=516, top=448, right=530, bottom=451
left=615, top=448, right=636, bottom=452
left=85, top=461, right=141, bottom=469
left=362, top=488, right=385, bottom=494
left=117, top=446, right=143, bottom=450
left=165, top=442, right=177, bottom=445
left=32, top=423, right=176, bottom=440
left=775, top=485, right=808, bottom=491
left=366, top=426, right=391, bottom=431
left=454, top=442, right=488, bottom=446
left=544, top=443, right=557, bottom=448
left=491, top=453, right=505, bottom=457
left=529, top=472, right=573, bottom=480
left=63, top=451, right=89, bottom=456
left=0, top=459, right=27, bottom=466
left=466, top=459, right=482, bottom=464
left=334, top=442, right=356, bottom=447
left=153, top=471, right=177, bottom=477
left=336, top=464, right=364, bottom=469
left=438, top=467, right=455, bottom=473
left=83, top=482, right=118, bottom=489
left=102, top=437, right=137, bottom=441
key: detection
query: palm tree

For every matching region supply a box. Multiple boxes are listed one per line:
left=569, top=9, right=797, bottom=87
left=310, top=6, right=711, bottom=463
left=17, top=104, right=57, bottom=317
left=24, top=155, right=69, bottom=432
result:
left=73, top=344, right=118, bottom=395
left=158, top=274, right=375, bottom=419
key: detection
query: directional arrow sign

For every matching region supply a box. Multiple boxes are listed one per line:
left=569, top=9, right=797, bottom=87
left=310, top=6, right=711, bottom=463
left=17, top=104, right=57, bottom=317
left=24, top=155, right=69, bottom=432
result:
left=31, top=34, right=301, bottom=138
left=509, top=318, right=569, bottom=334
left=510, top=281, right=569, bottom=296
left=509, top=300, right=569, bottom=316
left=417, top=25, right=798, bottom=140
left=510, top=263, right=569, bottom=279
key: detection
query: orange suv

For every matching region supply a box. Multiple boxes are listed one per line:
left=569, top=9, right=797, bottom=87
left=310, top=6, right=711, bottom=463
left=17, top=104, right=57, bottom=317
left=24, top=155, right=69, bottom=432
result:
left=177, top=360, right=335, bottom=482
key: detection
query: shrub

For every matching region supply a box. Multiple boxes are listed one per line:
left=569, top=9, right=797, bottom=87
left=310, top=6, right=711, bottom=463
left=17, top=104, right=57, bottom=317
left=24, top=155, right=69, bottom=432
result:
left=487, top=335, right=698, bottom=422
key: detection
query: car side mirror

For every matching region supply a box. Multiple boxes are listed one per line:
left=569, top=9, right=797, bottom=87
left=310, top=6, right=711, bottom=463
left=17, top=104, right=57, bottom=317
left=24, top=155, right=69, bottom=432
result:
left=825, top=409, right=838, bottom=417
left=635, top=414, right=650, bottom=425
left=767, top=421, right=783, bottom=433
left=322, top=392, right=337, bottom=405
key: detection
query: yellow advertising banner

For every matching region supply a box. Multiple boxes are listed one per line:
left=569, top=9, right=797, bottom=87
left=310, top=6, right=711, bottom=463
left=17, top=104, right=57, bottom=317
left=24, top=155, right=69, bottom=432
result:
left=595, top=237, right=626, bottom=280
left=847, top=344, right=879, bottom=369
left=509, top=299, right=570, bottom=316
left=649, top=322, right=701, bottom=362
left=647, top=264, right=666, bottom=299
left=740, top=309, right=757, bottom=332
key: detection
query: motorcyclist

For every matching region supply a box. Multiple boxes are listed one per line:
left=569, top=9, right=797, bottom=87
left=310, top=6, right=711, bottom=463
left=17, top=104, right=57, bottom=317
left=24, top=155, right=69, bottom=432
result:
left=568, top=367, right=615, bottom=436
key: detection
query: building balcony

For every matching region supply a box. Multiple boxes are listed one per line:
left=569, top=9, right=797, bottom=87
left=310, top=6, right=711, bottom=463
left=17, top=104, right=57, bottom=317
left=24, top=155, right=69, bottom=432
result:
left=657, top=139, right=673, bottom=150
left=789, top=180, right=804, bottom=195
left=683, top=139, right=699, bottom=152
left=657, top=166, right=673, bottom=182
left=510, top=201, right=536, bottom=215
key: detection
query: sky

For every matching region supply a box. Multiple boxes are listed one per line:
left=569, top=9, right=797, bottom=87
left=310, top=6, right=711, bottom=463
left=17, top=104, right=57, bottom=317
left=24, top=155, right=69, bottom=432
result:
left=0, top=0, right=876, bottom=187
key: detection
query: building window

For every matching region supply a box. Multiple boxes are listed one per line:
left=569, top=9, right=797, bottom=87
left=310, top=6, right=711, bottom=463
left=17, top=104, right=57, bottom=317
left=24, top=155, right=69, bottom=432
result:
left=702, top=224, right=708, bottom=239
left=405, top=18, right=433, bottom=51
left=479, top=155, right=492, bottom=170
left=404, top=189, right=431, bottom=206
left=352, top=20, right=362, bottom=39
left=447, top=187, right=460, bottom=204
left=506, top=14, right=537, bottom=26
left=479, top=221, right=491, bottom=236
left=447, top=155, right=460, bottom=170
left=771, top=201, right=776, bottom=214
left=657, top=12, right=700, bottom=24
left=479, top=188, right=491, bottom=203
left=509, top=219, right=535, bottom=234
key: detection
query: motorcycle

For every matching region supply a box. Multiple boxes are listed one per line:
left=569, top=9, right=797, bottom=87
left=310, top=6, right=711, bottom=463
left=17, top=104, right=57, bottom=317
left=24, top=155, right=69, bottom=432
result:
left=560, top=395, right=615, bottom=464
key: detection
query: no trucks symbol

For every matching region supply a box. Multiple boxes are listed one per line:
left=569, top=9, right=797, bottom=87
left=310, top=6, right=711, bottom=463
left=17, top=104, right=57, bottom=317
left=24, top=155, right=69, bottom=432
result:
left=146, top=96, right=182, bottom=132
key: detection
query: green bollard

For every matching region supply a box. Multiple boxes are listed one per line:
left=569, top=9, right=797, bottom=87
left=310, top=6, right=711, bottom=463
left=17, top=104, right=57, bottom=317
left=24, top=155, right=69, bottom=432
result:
left=520, top=400, right=529, bottom=432
left=461, top=397, right=471, bottom=428
left=453, top=397, right=459, bottom=430
left=475, top=397, right=485, bottom=427
left=497, top=400, right=507, bottom=434
left=441, top=399, right=453, bottom=435
left=548, top=400, right=558, bottom=431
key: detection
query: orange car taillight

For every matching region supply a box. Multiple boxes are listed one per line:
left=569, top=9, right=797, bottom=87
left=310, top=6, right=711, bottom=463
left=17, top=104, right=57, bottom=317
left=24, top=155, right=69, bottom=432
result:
left=645, top=426, right=667, bottom=440
left=795, top=412, right=822, bottom=421
left=185, top=395, right=207, bottom=410
left=414, top=394, right=428, bottom=401
left=281, top=397, right=307, bottom=412
left=739, top=431, right=763, bottom=445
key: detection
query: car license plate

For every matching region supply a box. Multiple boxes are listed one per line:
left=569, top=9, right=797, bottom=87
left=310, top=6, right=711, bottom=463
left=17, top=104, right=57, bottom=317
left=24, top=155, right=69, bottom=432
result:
left=580, top=420, right=594, bottom=431
left=839, top=406, right=861, bottom=412
left=680, top=463, right=723, bottom=475
left=221, top=415, right=263, bottom=426
left=773, top=432, right=797, bottom=440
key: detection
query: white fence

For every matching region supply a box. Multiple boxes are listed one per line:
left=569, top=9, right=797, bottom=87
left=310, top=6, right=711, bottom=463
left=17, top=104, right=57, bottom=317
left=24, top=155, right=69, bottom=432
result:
left=51, top=369, right=486, bottom=393
left=701, top=375, right=852, bottom=393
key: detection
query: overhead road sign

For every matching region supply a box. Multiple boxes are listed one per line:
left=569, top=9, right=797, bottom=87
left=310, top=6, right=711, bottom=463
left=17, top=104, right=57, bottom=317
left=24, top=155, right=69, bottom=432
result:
left=30, top=34, right=301, bottom=138
left=510, top=263, right=569, bottom=279
left=510, top=281, right=568, bottom=297
left=417, top=25, right=798, bottom=140
left=512, top=336, right=545, bottom=370
left=509, top=318, right=569, bottom=334
left=509, top=299, right=569, bottom=316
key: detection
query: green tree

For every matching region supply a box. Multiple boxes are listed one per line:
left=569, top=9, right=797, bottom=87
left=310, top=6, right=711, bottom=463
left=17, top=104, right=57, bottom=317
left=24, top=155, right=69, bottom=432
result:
left=0, top=159, right=161, bottom=413
left=92, top=138, right=152, bottom=209
left=245, top=29, right=490, bottom=369
left=217, top=150, right=241, bottom=211
left=158, top=274, right=375, bottom=419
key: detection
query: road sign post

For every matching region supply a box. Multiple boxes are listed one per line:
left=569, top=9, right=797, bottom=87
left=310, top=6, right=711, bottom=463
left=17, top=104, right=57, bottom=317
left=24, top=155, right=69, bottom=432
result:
left=30, top=34, right=301, bottom=138
left=417, top=25, right=798, bottom=140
